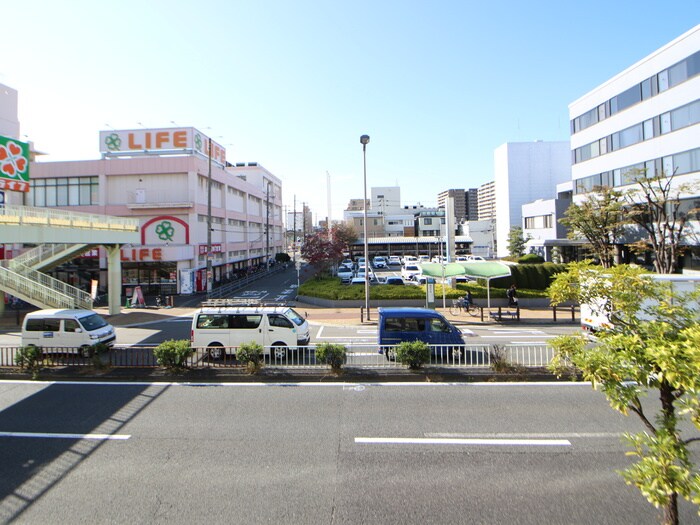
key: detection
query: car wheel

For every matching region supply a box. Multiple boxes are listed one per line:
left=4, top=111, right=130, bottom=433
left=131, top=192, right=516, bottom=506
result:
left=207, top=344, right=225, bottom=360
left=270, top=344, right=288, bottom=362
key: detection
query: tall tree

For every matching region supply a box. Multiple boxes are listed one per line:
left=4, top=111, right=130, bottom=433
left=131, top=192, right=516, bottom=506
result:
left=549, top=262, right=700, bottom=525
left=624, top=168, right=699, bottom=274
left=507, top=226, right=527, bottom=258
left=300, top=224, right=357, bottom=276
left=560, top=185, right=625, bottom=268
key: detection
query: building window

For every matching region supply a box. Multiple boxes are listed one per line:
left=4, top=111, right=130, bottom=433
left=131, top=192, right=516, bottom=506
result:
left=28, top=176, right=99, bottom=207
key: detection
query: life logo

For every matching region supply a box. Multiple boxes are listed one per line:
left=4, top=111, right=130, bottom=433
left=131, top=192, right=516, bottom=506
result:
left=0, top=137, right=29, bottom=181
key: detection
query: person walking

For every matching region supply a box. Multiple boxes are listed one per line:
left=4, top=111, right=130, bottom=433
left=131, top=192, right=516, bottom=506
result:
left=506, top=284, right=519, bottom=307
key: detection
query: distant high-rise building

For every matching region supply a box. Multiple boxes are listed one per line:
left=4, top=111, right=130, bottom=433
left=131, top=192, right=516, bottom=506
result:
left=437, top=189, right=467, bottom=221
left=477, top=181, right=496, bottom=221
left=466, top=188, right=479, bottom=220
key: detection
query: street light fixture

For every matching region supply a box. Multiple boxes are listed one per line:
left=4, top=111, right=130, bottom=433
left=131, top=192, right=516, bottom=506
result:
left=360, top=134, right=370, bottom=320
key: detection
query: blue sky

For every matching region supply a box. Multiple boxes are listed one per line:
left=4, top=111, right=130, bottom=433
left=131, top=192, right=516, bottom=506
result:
left=2, top=1, right=699, bottom=223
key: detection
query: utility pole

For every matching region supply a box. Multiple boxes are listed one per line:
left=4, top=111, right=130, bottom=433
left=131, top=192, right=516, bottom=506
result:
left=293, top=195, right=297, bottom=264
left=206, top=137, right=212, bottom=293
left=266, top=181, right=271, bottom=272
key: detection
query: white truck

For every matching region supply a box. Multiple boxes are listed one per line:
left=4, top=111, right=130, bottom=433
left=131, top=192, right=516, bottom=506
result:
left=581, top=273, right=700, bottom=332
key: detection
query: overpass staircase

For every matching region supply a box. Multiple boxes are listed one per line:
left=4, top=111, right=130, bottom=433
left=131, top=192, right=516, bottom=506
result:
left=0, top=205, right=139, bottom=310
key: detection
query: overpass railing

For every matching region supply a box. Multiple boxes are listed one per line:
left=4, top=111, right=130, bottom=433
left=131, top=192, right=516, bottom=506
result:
left=0, top=261, right=92, bottom=310
left=0, top=205, right=139, bottom=231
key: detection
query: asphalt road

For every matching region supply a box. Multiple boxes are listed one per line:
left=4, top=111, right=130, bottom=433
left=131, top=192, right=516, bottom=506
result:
left=0, top=381, right=696, bottom=524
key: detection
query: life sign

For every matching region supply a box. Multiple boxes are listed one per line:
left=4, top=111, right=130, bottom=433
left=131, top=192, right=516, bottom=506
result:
left=0, top=135, right=30, bottom=192
left=100, top=127, right=226, bottom=165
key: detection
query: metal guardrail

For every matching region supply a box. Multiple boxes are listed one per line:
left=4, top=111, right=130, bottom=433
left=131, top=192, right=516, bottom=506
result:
left=11, top=243, right=88, bottom=269
left=0, top=343, right=556, bottom=369
left=0, top=204, right=139, bottom=231
left=0, top=261, right=92, bottom=309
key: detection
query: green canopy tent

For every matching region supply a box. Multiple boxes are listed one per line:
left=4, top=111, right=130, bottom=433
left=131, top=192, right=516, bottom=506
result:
left=419, top=261, right=512, bottom=308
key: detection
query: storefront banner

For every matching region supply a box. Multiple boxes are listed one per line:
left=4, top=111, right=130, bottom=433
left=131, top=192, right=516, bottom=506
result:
left=0, top=135, right=30, bottom=192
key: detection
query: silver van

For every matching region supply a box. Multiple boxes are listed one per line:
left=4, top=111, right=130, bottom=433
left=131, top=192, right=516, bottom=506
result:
left=22, top=309, right=116, bottom=357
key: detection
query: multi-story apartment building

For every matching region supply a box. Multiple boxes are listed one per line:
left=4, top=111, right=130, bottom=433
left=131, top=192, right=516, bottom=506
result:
left=437, top=189, right=467, bottom=222
left=568, top=23, right=700, bottom=268
left=477, top=181, right=496, bottom=221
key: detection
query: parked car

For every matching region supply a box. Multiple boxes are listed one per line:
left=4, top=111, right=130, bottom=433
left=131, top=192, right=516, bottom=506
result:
left=373, top=256, right=387, bottom=269
left=337, top=266, right=354, bottom=283
left=384, top=276, right=405, bottom=285
left=388, top=256, right=402, bottom=266
left=401, top=255, right=418, bottom=266
left=401, top=264, right=422, bottom=281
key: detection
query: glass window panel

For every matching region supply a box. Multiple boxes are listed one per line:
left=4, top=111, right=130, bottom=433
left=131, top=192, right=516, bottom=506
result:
left=687, top=51, right=700, bottom=78
left=615, top=84, right=642, bottom=112
left=34, top=189, right=45, bottom=207
left=660, top=112, right=671, bottom=134
left=46, top=179, right=56, bottom=186
left=46, top=186, right=57, bottom=206
left=641, top=78, right=652, bottom=100
left=34, top=179, right=45, bottom=187
left=671, top=104, right=691, bottom=129
left=599, top=137, right=608, bottom=155
left=79, top=185, right=91, bottom=205
left=618, top=124, right=643, bottom=148
left=590, top=141, right=599, bottom=158
left=611, top=133, right=620, bottom=151
left=56, top=185, right=68, bottom=206
left=669, top=60, right=688, bottom=87
left=663, top=156, right=674, bottom=177
left=690, top=148, right=700, bottom=173
left=613, top=169, right=622, bottom=187
left=643, top=119, right=654, bottom=140
left=658, top=70, right=669, bottom=92
left=645, top=160, right=656, bottom=179
left=90, top=184, right=98, bottom=204
left=674, top=151, right=691, bottom=175
left=69, top=177, right=79, bottom=185
left=598, top=103, right=607, bottom=121
left=68, top=184, right=79, bottom=204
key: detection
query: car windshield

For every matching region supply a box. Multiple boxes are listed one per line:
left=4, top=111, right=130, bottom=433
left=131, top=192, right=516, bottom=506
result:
left=285, top=308, right=306, bottom=326
left=406, top=265, right=419, bottom=271
left=79, top=313, right=108, bottom=331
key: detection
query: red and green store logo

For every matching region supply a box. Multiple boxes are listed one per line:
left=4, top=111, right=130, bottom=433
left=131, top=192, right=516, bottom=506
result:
left=0, top=135, right=30, bottom=192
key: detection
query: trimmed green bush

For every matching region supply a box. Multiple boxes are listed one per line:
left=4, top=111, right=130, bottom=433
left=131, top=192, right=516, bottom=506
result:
left=237, top=341, right=264, bottom=372
left=518, top=253, right=544, bottom=264
left=153, top=339, right=193, bottom=370
left=315, top=342, right=347, bottom=371
left=395, top=340, right=430, bottom=369
left=15, top=346, right=43, bottom=379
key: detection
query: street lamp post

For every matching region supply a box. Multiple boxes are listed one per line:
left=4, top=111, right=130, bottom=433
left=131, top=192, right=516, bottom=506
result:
left=360, top=134, right=370, bottom=320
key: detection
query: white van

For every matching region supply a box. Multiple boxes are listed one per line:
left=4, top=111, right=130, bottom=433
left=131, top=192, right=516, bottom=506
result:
left=22, top=309, right=116, bottom=357
left=191, top=302, right=310, bottom=360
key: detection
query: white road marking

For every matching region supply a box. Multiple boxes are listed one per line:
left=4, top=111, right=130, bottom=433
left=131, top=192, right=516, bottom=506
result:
left=426, top=432, right=621, bottom=439
left=316, top=326, right=325, bottom=338
left=0, top=431, right=131, bottom=440
left=355, top=437, right=571, bottom=446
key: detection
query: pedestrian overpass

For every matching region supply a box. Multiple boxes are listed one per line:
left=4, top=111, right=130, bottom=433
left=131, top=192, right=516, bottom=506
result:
left=0, top=205, right=139, bottom=315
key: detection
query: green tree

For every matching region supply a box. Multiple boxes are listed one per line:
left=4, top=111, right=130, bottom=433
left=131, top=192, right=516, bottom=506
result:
left=506, top=226, right=528, bottom=258
left=548, top=262, right=700, bottom=525
left=623, top=168, right=699, bottom=275
left=560, top=185, right=625, bottom=268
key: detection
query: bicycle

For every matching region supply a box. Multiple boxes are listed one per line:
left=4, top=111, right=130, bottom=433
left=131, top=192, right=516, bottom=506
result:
left=449, top=299, right=480, bottom=317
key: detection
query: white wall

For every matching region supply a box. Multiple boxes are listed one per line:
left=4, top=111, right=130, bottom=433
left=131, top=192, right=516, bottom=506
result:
left=494, top=141, right=571, bottom=257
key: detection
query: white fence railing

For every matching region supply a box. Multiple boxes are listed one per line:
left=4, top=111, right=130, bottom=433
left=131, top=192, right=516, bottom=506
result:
left=11, top=243, right=89, bottom=269
left=0, top=343, right=556, bottom=369
left=0, top=205, right=139, bottom=231
left=0, top=261, right=92, bottom=309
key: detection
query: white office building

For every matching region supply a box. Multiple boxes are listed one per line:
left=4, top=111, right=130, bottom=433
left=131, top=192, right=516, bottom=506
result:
left=494, top=141, right=571, bottom=258
left=569, top=23, right=700, bottom=268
